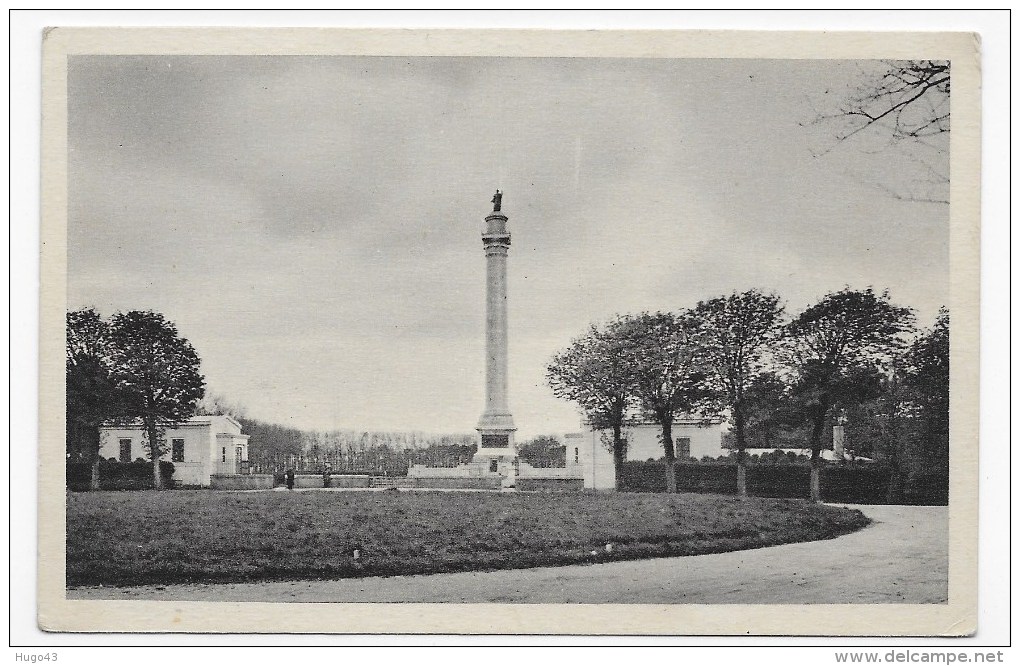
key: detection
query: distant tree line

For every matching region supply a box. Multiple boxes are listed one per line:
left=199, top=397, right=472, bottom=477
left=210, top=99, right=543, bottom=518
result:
left=547, top=288, right=949, bottom=502
left=205, top=418, right=567, bottom=476
left=66, top=308, right=205, bottom=489
left=196, top=380, right=571, bottom=476
left=243, top=427, right=479, bottom=476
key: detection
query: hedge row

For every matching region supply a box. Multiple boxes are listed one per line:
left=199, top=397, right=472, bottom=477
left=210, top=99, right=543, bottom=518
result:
left=620, top=461, right=948, bottom=505
left=67, top=460, right=176, bottom=491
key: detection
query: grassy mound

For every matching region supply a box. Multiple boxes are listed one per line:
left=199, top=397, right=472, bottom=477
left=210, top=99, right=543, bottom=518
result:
left=66, top=490, right=869, bottom=587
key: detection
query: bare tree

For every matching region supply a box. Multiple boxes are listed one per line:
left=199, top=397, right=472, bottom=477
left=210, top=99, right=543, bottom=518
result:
left=809, top=60, right=950, bottom=204
left=833, top=60, right=949, bottom=142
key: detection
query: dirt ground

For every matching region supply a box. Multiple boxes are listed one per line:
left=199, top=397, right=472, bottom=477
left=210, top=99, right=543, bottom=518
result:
left=66, top=504, right=947, bottom=604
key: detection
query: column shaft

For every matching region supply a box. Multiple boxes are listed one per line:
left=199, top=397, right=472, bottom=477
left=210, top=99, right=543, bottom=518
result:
left=485, top=247, right=509, bottom=414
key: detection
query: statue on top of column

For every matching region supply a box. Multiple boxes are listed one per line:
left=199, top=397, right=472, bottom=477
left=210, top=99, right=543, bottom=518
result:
left=491, top=190, right=502, bottom=212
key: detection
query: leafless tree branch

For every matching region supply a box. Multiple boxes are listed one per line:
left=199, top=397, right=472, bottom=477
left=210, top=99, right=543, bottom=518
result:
left=833, top=60, right=950, bottom=141
left=807, top=60, right=950, bottom=204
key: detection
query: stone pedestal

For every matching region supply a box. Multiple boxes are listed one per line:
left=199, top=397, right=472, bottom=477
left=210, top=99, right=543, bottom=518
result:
left=832, top=424, right=846, bottom=460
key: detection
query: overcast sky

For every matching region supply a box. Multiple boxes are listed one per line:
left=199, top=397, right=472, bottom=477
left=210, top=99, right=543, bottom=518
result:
left=67, top=56, right=949, bottom=438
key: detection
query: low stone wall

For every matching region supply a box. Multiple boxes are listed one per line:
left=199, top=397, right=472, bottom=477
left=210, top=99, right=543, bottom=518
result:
left=370, top=477, right=418, bottom=488
left=410, top=462, right=584, bottom=479
left=293, top=474, right=326, bottom=488
left=210, top=474, right=274, bottom=490
left=406, top=461, right=584, bottom=491
left=327, top=474, right=372, bottom=488
left=407, top=463, right=494, bottom=478
left=411, top=477, right=502, bottom=490
left=281, top=474, right=373, bottom=489
left=516, top=477, right=584, bottom=492
left=517, top=462, right=584, bottom=479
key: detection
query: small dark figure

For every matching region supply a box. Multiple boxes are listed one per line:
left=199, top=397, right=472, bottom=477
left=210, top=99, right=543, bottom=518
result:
left=491, top=189, right=502, bottom=212
left=285, top=468, right=295, bottom=490
left=322, top=463, right=332, bottom=489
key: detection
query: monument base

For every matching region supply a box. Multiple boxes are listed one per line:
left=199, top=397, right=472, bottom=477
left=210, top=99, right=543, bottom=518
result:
left=473, top=426, right=517, bottom=486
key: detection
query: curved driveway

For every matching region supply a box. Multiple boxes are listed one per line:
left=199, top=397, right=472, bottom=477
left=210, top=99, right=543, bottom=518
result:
left=68, top=504, right=947, bottom=604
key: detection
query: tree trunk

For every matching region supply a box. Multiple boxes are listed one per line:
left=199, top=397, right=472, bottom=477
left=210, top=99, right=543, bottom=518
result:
left=147, top=422, right=162, bottom=490
left=612, top=422, right=626, bottom=490
left=809, top=459, right=821, bottom=503
left=90, top=456, right=101, bottom=491
left=736, top=459, right=747, bottom=497
left=807, top=403, right=828, bottom=502
left=886, top=401, right=903, bottom=504
left=661, top=418, right=677, bottom=493
left=734, top=404, right=748, bottom=497
left=88, top=425, right=101, bottom=491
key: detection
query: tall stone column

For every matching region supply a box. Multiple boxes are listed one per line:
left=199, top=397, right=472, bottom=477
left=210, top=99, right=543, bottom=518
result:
left=475, top=191, right=516, bottom=466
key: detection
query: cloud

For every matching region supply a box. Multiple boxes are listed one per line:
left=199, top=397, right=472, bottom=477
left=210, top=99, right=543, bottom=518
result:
left=67, top=56, right=949, bottom=436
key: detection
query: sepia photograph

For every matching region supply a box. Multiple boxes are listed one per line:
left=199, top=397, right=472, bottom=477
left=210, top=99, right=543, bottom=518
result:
left=33, top=24, right=984, bottom=638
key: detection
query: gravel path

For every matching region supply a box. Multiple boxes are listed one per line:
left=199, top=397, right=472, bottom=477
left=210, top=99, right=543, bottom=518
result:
left=66, top=504, right=947, bottom=604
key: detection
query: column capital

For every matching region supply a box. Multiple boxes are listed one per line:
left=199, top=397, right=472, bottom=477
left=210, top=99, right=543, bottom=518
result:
left=484, top=211, right=509, bottom=237
left=482, top=235, right=511, bottom=254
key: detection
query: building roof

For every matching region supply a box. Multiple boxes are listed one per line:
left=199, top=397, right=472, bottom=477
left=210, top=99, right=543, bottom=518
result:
left=100, top=414, right=245, bottom=433
left=583, top=416, right=723, bottom=429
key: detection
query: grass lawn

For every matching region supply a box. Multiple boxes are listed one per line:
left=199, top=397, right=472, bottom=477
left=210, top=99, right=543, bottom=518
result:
left=66, top=490, right=869, bottom=587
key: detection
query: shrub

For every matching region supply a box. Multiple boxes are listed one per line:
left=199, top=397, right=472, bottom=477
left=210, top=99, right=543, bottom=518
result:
left=619, top=460, right=946, bottom=505
left=747, top=465, right=812, bottom=499
left=819, top=465, right=891, bottom=504
left=67, top=460, right=176, bottom=491
left=677, top=464, right=737, bottom=493
left=904, top=469, right=949, bottom=505
left=619, top=461, right=666, bottom=492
